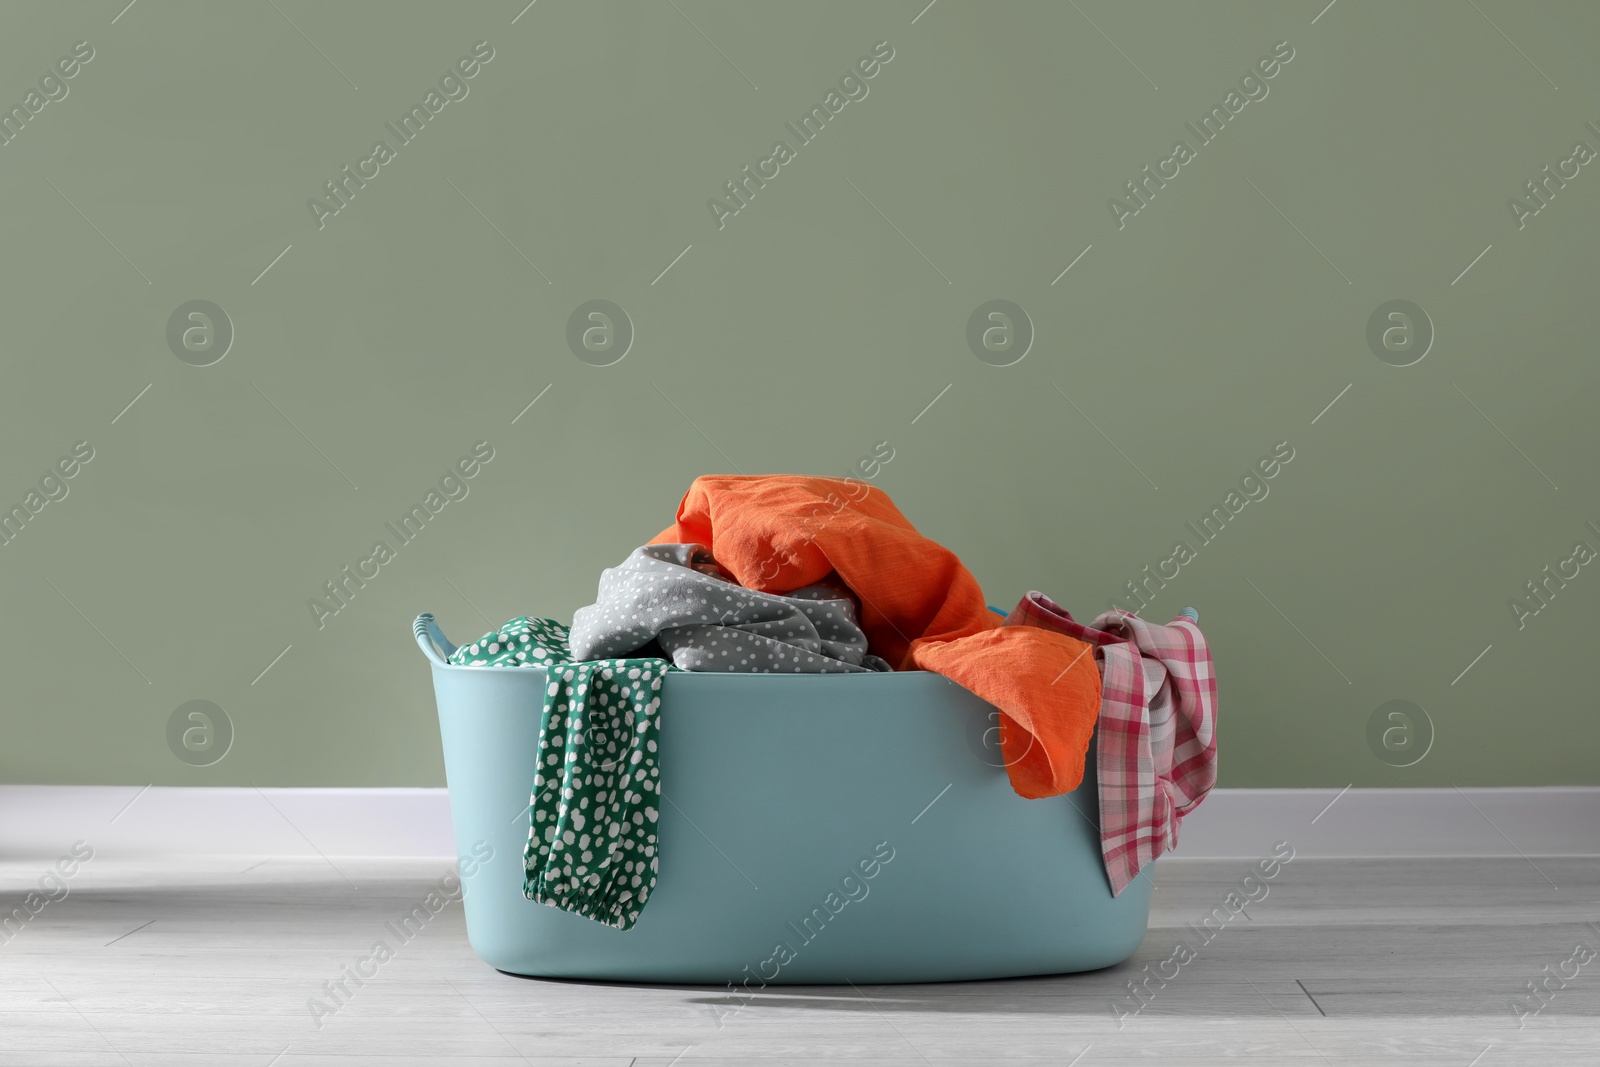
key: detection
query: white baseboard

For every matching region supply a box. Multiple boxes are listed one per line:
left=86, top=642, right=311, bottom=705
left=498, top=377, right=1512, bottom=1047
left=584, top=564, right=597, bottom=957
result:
left=1169, top=786, right=1600, bottom=859
left=1, top=785, right=1595, bottom=860
left=0, top=786, right=458, bottom=860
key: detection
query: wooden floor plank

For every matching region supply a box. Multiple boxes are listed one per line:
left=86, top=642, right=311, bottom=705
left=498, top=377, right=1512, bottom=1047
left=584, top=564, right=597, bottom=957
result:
left=2, top=856, right=1597, bottom=1063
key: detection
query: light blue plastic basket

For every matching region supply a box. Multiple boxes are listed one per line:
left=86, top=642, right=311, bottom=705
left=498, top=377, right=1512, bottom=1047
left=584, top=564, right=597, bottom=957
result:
left=415, top=612, right=1152, bottom=984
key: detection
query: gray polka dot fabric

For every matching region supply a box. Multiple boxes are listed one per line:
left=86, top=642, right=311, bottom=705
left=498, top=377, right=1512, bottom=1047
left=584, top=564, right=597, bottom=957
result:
left=570, top=543, right=892, bottom=674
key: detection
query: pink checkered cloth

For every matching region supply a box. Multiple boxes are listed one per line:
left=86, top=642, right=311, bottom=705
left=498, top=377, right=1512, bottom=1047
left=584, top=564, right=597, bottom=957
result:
left=1004, top=592, right=1218, bottom=895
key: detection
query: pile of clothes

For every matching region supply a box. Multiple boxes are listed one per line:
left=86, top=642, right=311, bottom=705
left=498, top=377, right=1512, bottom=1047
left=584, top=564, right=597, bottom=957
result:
left=450, top=475, right=1218, bottom=929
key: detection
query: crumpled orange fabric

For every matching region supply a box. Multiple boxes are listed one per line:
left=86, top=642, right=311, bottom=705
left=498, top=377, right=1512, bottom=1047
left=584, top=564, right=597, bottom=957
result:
left=651, top=475, right=1100, bottom=799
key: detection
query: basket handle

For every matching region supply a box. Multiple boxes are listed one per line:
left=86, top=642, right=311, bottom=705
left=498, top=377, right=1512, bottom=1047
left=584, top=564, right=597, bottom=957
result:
left=413, top=612, right=458, bottom=666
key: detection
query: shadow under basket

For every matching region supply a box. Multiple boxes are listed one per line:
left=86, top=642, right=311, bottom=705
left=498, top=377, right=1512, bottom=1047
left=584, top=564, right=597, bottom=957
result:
left=415, top=612, right=1152, bottom=984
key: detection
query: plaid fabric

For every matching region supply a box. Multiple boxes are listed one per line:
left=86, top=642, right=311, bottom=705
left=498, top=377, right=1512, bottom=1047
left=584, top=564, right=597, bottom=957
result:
left=1004, top=593, right=1218, bottom=895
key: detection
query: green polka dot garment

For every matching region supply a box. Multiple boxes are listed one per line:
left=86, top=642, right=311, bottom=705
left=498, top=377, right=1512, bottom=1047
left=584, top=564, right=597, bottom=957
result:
left=449, top=616, right=671, bottom=930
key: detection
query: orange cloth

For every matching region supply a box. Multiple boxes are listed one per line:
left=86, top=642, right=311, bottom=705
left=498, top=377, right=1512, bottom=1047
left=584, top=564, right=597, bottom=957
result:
left=651, top=475, right=1101, bottom=798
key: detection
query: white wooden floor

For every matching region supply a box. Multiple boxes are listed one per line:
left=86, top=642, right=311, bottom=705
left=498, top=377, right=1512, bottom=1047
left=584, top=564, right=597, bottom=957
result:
left=1, top=855, right=1595, bottom=1065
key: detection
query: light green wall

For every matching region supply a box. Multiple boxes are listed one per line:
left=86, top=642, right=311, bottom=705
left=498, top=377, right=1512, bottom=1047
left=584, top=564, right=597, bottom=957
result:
left=3, top=0, right=1596, bottom=788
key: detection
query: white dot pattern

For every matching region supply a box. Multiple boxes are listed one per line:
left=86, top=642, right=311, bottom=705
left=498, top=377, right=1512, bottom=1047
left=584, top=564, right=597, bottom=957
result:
left=570, top=543, right=892, bottom=674
left=450, top=616, right=666, bottom=930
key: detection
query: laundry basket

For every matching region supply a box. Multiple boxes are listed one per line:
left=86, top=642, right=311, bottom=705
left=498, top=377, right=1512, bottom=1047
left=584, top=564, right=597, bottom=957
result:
left=415, top=612, right=1152, bottom=984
